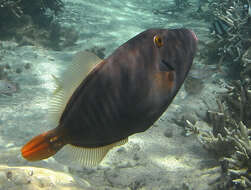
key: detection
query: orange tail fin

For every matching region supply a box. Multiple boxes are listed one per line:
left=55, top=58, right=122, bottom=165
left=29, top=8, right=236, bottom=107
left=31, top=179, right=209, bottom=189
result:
left=21, top=128, right=66, bottom=161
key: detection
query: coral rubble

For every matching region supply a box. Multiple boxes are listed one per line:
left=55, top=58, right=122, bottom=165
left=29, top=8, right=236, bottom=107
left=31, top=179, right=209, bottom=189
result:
left=208, top=0, right=251, bottom=62
left=0, top=0, right=63, bottom=31
left=0, top=0, right=78, bottom=50
left=187, top=107, right=251, bottom=189
left=196, top=0, right=251, bottom=79
left=188, top=72, right=251, bottom=189
left=184, top=1, right=251, bottom=189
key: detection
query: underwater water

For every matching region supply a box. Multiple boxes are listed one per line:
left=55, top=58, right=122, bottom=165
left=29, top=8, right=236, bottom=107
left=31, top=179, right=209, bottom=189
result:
left=0, top=0, right=251, bottom=190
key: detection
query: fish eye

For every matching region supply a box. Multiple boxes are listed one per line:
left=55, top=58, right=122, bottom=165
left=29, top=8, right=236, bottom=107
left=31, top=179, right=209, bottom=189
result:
left=153, top=35, right=164, bottom=48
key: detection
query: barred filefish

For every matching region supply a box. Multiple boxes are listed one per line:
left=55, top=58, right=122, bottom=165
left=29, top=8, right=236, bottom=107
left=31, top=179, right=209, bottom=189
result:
left=21, top=28, right=197, bottom=166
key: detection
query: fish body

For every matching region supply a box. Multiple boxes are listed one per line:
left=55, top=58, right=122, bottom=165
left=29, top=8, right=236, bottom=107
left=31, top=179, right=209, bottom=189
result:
left=21, top=28, right=197, bottom=166
left=0, top=80, right=17, bottom=95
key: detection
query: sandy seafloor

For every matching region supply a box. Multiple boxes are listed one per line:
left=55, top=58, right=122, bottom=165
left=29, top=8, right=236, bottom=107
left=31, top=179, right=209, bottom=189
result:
left=0, top=0, right=229, bottom=189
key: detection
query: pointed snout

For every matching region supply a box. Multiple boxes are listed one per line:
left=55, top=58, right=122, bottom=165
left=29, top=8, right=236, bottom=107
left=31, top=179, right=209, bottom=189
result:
left=189, top=30, right=198, bottom=42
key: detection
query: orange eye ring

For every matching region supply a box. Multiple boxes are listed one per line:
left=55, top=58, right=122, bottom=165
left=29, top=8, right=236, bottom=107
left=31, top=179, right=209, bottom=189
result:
left=154, top=35, right=164, bottom=48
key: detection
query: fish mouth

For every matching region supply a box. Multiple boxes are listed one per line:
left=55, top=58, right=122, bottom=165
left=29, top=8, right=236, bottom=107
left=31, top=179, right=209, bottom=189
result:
left=189, top=30, right=198, bottom=41
left=161, top=60, right=175, bottom=71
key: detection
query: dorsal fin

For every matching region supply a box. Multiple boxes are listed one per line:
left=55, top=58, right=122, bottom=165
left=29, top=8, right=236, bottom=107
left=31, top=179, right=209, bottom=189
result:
left=49, top=51, right=102, bottom=125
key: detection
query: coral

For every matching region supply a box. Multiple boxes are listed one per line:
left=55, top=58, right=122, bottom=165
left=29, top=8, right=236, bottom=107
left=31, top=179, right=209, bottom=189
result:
left=0, top=0, right=63, bottom=30
left=186, top=88, right=251, bottom=189
left=174, top=0, right=191, bottom=10
left=185, top=120, right=200, bottom=137
left=241, top=46, right=251, bottom=82
left=191, top=6, right=251, bottom=186
left=0, top=0, right=69, bottom=50
left=86, top=46, right=106, bottom=59
left=220, top=122, right=251, bottom=189
left=220, top=79, right=251, bottom=127
left=186, top=99, right=238, bottom=157
left=59, top=27, right=79, bottom=48
left=197, top=120, right=237, bottom=157
left=208, top=0, right=251, bottom=48
left=197, top=0, right=251, bottom=79
left=187, top=115, right=251, bottom=189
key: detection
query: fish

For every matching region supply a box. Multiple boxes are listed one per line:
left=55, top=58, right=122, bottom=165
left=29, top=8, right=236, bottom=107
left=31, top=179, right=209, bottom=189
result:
left=211, top=19, right=230, bottom=36
left=21, top=28, right=198, bottom=166
left=0, top=79, right=17, bottom=95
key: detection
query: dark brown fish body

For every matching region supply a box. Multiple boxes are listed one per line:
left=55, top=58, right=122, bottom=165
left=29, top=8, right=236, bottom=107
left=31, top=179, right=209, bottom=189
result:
left=22, top=28, right=197, bottom=165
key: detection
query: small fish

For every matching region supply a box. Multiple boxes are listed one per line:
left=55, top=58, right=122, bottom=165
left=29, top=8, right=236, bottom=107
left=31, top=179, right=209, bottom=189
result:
left=0, top=80, right=17, bottom=95
left=21, top=28, right=197, bottom=166
left=211, top=19, right=230, bottom=36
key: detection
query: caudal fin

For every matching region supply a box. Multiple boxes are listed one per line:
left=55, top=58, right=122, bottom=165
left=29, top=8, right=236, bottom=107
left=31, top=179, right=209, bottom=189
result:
left=21, top=128, right=65, bottom=161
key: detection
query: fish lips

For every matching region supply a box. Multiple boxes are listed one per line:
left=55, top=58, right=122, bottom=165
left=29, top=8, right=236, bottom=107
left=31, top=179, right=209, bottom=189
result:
left=189, top=30, right=198, bottom=42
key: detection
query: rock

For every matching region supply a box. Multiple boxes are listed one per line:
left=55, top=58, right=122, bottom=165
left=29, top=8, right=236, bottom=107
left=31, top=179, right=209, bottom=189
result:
left=116, top=147, right=126, bottom=154
left=164, top=128, right=173, bottom=138
left=24, top=63, right=31, bottom=70
left=16, top=68, right=22, bottom=74
left=0, top=165, right=91, bottom=190
left=5, top=64, right=11, bottom=69
left=184, top=76, right=204, bottom=95
left=1, top=41, right=18, bottom=50
left=86, top=46, right=106, bottom=59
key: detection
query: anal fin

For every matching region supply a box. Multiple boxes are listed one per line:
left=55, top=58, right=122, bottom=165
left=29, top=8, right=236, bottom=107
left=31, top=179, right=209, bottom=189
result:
left=55, top=138, right=128, bottom=167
